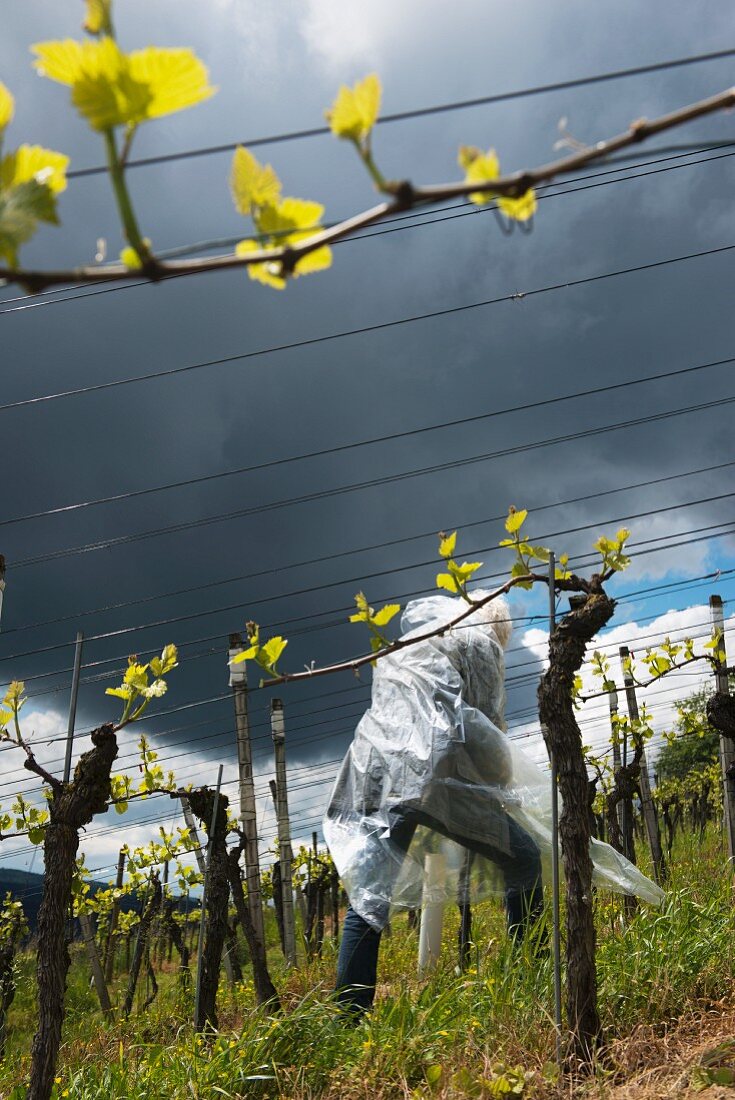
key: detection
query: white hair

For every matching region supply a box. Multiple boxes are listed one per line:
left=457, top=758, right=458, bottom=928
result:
left=456, top=591, right=513, bottom=649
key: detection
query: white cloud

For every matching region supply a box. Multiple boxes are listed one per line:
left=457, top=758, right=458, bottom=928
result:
left=0, top=704, right=66, bottom=807
left=622, top=513, right=715, bottom=581
left=0, top=718, right=342, bottom=883
left=512, top=601, right=734, bottom=768
left=297, top=0, right=413, bottom=73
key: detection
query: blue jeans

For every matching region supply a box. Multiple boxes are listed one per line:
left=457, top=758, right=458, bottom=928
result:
left=335, top=807, right=543, bottom=1011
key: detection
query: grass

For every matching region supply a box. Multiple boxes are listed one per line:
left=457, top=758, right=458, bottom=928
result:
left=1, top=826, right=733, bottom=1099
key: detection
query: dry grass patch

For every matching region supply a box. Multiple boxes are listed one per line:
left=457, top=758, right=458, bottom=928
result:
left=586, top=998, right=735, bottom=1099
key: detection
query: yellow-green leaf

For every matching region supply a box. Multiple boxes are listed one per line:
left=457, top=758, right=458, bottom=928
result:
left=262, top=636, right=287, bottom=667
left=84, top=0, right=114, bottom=36
left=105, top=686, right=133, bottom=699
left=511, top=560, right=533, bottom=588
left=235, top=238, right=285, bottom=288
left=124, top=662, right=149, bottom=690
left=150, top=644, right=178, bottom=677
left=230, top=644, right=258, bottom=664
left=436, top=572, right=460, bottom=594
left=354, top=592, right=370, bottom=613
left=230, top=145, right=281, bottom=213
left=127, top=46, right=216, bottom=120
left=497, top=189, right=536, bottom=222
left=33, top=38, right=215, bottom=131
left=129, top=45, right=216, bottom=121
left=453, top=561, right=482, bottom=582
left=293, top=245, right=332, bottom=277
left=32, top=39, right=88, bottom=85
left=260, top=196, right=325, bottom=235
left=0, top=81, right=14, bottom=135
left=0, top=145, right=69, bottom=195
left=160, top=643, right=178, bottom=673
left=457, top=145, right=482, bottom=171
left=327, top=73, right=381, bottom=143
left=459, top=146, right=500, bottom=206
left=439, top=531, right=457, bottom=559
left=236, top=193, right=330, bottom=286
left=0, top=179, right=59, bottom=267
left=505, top=508, right=527, bottom=534
left=372, top=603, right=400, bottom=627
left=4, top=682, right=24, bottom=706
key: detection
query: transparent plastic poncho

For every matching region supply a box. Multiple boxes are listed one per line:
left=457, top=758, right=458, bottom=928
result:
left=323, top=592, right=664, bottom=931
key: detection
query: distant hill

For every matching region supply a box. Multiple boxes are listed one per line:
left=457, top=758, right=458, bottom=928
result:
left=0, top=869, right=169, bottom=931
left=0, top=869, right=52, bottom=930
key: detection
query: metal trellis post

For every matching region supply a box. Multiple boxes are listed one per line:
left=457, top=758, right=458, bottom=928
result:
left=63, top=631, right=84, bottom=784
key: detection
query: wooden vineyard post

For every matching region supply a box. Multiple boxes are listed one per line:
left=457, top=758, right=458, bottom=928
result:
left=103, top=849, right=126, bottom=983
left=607, top=685, right=624, bottom=833
left=709, top=595, right=735, bottom=870
left=270, top=699, right=297, bottom=966
left=78, top=913, right=113, bottom=1020
left=229, top=634, right=266, bottom=949
left=619, top=646, right=667, bottom=885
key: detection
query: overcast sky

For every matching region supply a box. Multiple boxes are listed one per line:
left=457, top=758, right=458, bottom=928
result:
left=1, top=1, right=734, bottom=880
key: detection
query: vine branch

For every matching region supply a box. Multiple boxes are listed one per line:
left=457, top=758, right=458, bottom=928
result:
left=3, top=85, right=733, bottom=294
left=260, top=569, right=584, bottom=687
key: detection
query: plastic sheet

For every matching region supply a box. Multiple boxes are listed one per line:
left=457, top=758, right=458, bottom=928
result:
left=324, top=592, right=664, bottom=931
